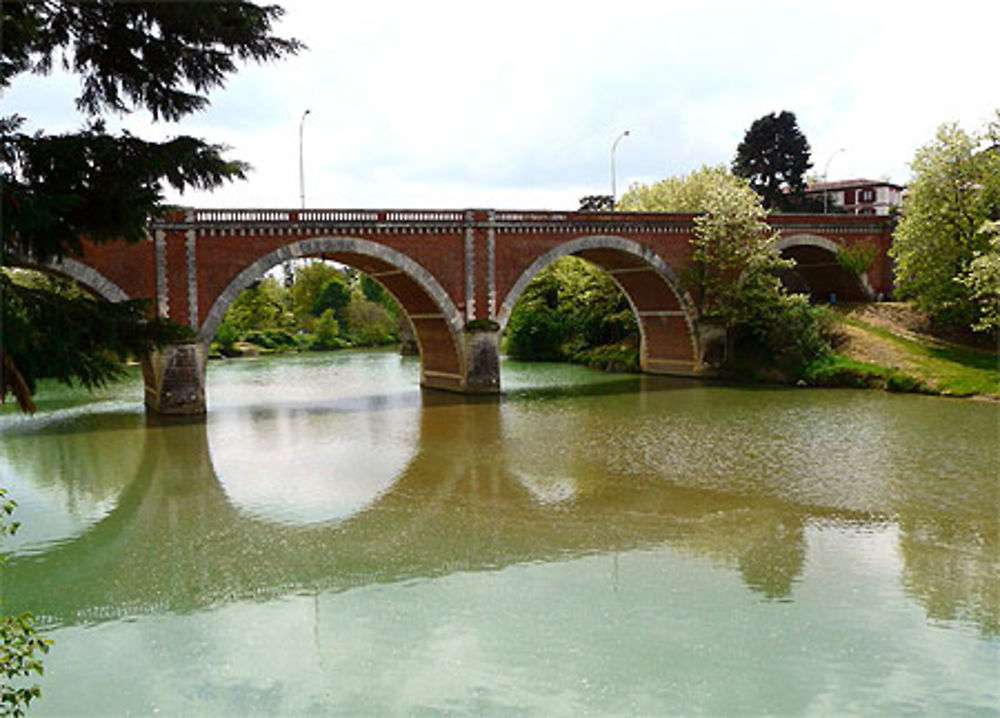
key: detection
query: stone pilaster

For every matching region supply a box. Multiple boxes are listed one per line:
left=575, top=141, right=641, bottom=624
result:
left=460, top=323, right=500, bottom=394
left=142, top=342, right=207, bottom=415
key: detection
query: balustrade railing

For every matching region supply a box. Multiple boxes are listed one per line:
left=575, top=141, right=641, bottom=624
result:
left=161, top=208, right=890, bottom=235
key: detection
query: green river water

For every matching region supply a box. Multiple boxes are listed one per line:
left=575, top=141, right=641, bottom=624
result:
left=1, top=350, right=997, bottom=715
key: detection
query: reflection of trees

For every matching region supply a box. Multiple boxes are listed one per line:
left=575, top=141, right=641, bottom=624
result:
left=3, top=389, right=820, bottom=626
left=0, top=412, right=145, bottom=515
left=898, top=515, right=999, bottom=636
left=5, top=370, right=995, bottom=635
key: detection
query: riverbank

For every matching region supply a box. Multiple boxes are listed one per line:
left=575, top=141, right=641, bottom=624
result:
left=210, top=303, right=997, bottom=401
left=802, top=302, right=998, bottom=400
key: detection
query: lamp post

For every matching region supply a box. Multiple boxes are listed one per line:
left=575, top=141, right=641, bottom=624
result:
left=299, top=108, right=311, bottom=209
left=822, top=147, right=845, bottom=214
left=610, top=129, right=630, bottom=208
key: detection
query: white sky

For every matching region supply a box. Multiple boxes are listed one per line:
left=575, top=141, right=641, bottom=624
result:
left=5, top=0, right=998, bottom=210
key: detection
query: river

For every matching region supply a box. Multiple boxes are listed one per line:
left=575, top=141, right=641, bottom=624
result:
left=1, top=350, right=997, bottom=715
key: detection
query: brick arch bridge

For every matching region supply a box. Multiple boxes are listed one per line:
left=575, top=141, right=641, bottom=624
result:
left=34, top=209, right=893, bottom=414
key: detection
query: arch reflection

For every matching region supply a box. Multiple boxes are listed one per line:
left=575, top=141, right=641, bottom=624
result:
left=1, top=368, right=996, bottom=639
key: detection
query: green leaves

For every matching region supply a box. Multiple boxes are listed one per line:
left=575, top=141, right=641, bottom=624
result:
left=2, top=123, right=249, bottom=262
left=1, top=2, right=303, bottom=120
left=891, top=114, right=1000, bottom=331
left=1, top=489, right=51, bottom=717
left=1, top=272, right=192, bottom=405
left=619, top=165, right=831, bottom=372
left=505, top=257, right=637, bottom=362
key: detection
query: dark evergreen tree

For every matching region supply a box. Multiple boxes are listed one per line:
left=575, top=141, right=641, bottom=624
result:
left=1, top=2, right=302, bottom=411
left=732, top=111, right=813, bottom=211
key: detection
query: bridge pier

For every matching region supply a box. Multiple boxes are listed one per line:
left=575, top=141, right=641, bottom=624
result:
left=460, top=323, right=501, bottom=393
left=142, top=342, right=207, bottom=415
left=419, top=323, right=500, bottom=395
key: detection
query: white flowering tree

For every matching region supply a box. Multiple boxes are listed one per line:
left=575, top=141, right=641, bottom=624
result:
left=891, top=113, right=1000, bottom=330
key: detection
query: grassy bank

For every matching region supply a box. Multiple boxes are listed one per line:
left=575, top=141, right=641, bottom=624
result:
left=803, top=303, right=998, bottom=399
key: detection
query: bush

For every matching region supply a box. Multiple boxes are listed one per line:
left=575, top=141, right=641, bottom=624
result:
left=343, top=300, right=397, bottom=345
left=213, top=320, right=240, bottom=354
left=737, top=294, right=833, bottom=374
left=309, top=309, right=343, bottom=350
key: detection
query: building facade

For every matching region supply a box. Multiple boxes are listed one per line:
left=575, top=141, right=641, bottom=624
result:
left=805, top=179, right=904, bottom=215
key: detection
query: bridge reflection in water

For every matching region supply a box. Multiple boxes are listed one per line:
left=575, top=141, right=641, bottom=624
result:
left=3, top=375, right=996, bottom=640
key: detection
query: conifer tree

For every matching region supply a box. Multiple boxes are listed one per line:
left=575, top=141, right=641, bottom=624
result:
left=1, top=1, right=303, bottom=411
left=732, top=111, right=813, bottom=211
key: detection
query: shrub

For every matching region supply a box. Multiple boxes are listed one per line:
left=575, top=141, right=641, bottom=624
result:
left=835, top=241, right=878, bottom=278
left=213, top=320, right=240, bottom=354
left=737, top=293, right=833, bottom=374
left=309, top=309, right=341, bottom=350
left=343, top=300, right=397, bottom=345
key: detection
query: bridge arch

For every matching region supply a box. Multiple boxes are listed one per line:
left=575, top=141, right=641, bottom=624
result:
left=13, top=257, right=131, bottom=303
left=498, top=235, right=703, bottom=375
left=775, top=233, right=874, bottom=301
left=200, top=236, right=466, bottom=391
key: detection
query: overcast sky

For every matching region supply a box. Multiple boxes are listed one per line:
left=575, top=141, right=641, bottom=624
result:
left=6, top=0, right=998, bottom=210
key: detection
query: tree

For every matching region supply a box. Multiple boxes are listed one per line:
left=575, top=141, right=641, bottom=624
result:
left=310, top=309, right=341, bottom=350
left=619, top=165, right=831, bottom=371
left=1, top=2, right=303, bottom=411
left=958, top=221, right=1000, bottom=333
left=223, top=277, right=292, bottom=332
left=342, top=300, right=397, bottom=345
left=360, top=274, right=400, bottom=316
left=619, top=165, right=790, bottom=324
left=732, top=111, right=813, bottom=211
left=891, top=113, right=1000, bottom=330
left=288, top=261, right=344, bottom=326
left=312, top=278, right=352, bottom=318
left=504, top=257, right=636, bottom=363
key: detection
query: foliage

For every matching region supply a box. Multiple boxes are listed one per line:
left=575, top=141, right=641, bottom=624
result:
left=0, top=1, right=301, bottom=411
left=619, top=164, right=739, bottom=213
left=288, top=262, right=344, bottom=326
left=621, top=165, right=793, bottom=327
left=958, top=221, right=1000, bottom=332
left=312, top=278, right=352, bottom=318
left=1, top=489, right=51, bottom=717
left=835, top=241, right=878, bottom=278
left=620, top=165, right=832, bottom=373
left=309, top=310, right=343, bottom=350
left=504, top=256, right=636, bottom=362
left=569, top=344, right=640, bottom=373
left=213, top=320, right=241, bottom=355
left=891, top=113, right=1000, bottom=330
left=224, top=278, right=293, bottom=332
left=360, top=275, right=401, bottom=317
left=342, top=300, right=397, bottom=345
left=213, top=264, right=406, bottom=353
left=739, top=294, right=833, bottom=372
left=2, top=271, right=192, bottom=411
left=242, top=329, right=297, bottom=350
left=732, top=111, right=813, bottom=211
left=578, top=195, right=614, bottom=211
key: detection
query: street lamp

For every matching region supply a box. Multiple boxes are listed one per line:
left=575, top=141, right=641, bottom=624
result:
left=822, top=147, right=845, bottom=214
left=299, top=109, right=311, bottom=209
left=611, top=129, right=630, bottom=208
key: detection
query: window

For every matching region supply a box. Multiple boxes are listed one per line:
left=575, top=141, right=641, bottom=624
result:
left=859, top=188, right=875, bottom=202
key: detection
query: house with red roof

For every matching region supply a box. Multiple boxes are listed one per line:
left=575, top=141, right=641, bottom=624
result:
left=804, top=179, right=904, bottom=215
